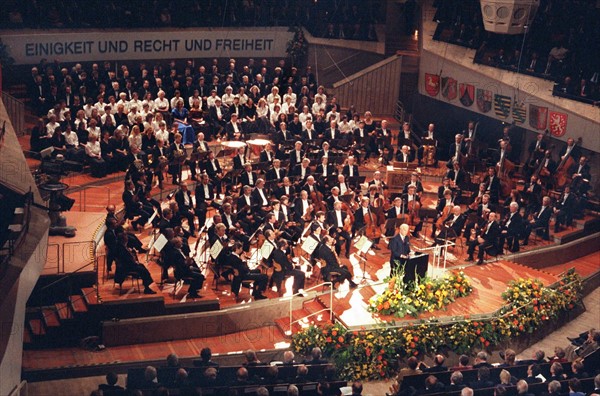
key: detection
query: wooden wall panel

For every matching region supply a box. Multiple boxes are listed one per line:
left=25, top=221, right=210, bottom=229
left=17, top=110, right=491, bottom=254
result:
left=332, top=55, right=403, bottom=116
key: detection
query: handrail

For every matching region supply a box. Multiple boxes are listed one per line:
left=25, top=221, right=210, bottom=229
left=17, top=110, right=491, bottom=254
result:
left=288, top=282, right=333, bottom=336
left=332, top=54, right=401, bottom=88
left=1, top=91, right=25, bottom=137
left=8, top=380, right=28, bottom=396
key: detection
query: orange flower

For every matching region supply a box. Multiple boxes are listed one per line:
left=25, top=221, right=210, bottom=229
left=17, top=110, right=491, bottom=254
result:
left=383, top=301, right=390, bottom=310
left=338, top=336, right=344, bottom=343
left=332, top=330, right=338, bottom=336
left=326, top=337, right=332, bottom=342
left=366, top=348, right=371, bottom=357
left=413, top=336, right=419, bottom=342
left=485, top=340, right=490, bottom=347
left=479, top=337, right=485, bottom=343
left=410, top=342, right=416, bottom=348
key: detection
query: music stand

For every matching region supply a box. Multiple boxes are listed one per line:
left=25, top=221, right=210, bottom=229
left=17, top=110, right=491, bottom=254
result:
left=191, top=150, right=209, bottom=163
left=354, top=236, right=373, bottom=282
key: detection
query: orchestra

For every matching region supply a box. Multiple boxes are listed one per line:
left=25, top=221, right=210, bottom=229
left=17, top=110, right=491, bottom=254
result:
left=88, top=80, right=593, bottom=303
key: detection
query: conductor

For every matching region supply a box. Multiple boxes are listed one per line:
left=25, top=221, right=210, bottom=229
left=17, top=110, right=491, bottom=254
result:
left=389, top=223, right=411, bottom=277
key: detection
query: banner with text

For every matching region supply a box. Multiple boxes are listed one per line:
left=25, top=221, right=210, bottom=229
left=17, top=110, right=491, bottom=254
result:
left=1, top=29, right=294, bottom=65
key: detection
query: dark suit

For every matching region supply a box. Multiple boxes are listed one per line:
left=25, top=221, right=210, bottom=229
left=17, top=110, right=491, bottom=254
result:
left=233, top=154, right=247, bottom=170
left=103, top=228, right=119, bottom=272
left=389, top=233, right=410, bottom=276
left=499, top=212, right=523, bottom=252
left=240, top=171, right=258, bottom=187
left=523, top=205, right=552, bottom=243
left=266, top=167, right=286, bottom=182
left=229, top=253, right=268, bottom=297
left=271, top=248, right=305, bottom=294
left=114, top=242, right=153, bottom=287
left=341, top=164, right=360, bottom=179
left=175, top=189, right=196, bottom=233
left=170, top=246, right=205, bottom=296
left=195, top=182, right=215, bottom=228
left=483, top=175, right=501, bottom=203
left=122, top=190, right=150, bottom=228
left=447, top=169, right=467, bottom=188
left=318, top=244, right=353, bottom=286
left=554, top=192, right=576, bottom=232
left=327, top=209, right=352, bottom=256
left=467, top=220, right=501, bottom=262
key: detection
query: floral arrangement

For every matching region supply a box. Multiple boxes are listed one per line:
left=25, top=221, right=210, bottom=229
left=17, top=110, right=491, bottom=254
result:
left=368, top=270, right=473, bottom=317
left=291, top=270, right=583, bottom=381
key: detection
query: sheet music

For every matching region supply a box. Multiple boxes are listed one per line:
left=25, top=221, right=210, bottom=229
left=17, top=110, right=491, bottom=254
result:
left=210, top=239, right=223, bottom=260
left=260, top=241, right=274, bottom=259
left=301, top=237, right=319, bottom=255
left=153, top=234, right=168, bottom=252
left=354, top=235, right=372, bottom=254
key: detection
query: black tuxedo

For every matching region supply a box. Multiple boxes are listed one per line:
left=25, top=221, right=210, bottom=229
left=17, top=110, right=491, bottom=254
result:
left=317, top=244, right=353, bottom=286
left=175, top=189, right=196, bottom=233
left=291, top=165, right=311, bottom=181
left=327, top=209, right=351, bottom=256
left=448, top=141, right=468, bottom=159
left=447, top=169, right=467, bottom=188
left=395, top=150, right=415, bottom=163
left=499, top=212, right=523, bottom=252
left=114, top=242, right=153, bottom=287
left=169, top=246, right=205, bottom=296
left=271, top=248, right=305, bottom=294
left=483, top=175, right=501, bottom=203
left=122, top=189, right=150, bottom=229
left=259, top=150, right=276, bottom=163
left=204, top=158, right=223, bottom=180
left=266, top=167, right=286, bottom=182
left=315, top=164, right=336, bottom=179
left=341, top=164, right=360, bottom=179
left=274, top=185, right=297, bottom=200
left=233, top=154, right=247, bottom=170
left=229, top=253, right=268, bottom=297
left=225, top=121, right=243, bottom=140
left=288, top=150, right=305, bottom=169
left=467, top=220, right=501, bottom=262
left=554, top=192, right=576, bottom=232
left=240, top=171, right=258, bottom=187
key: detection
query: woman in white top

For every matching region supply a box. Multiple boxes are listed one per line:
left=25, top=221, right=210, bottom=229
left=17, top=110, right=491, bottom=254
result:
left=298, top=105, right=313, bottom=127
left=87, top=119, right=101, bottom=140
left=266, top=86, right=281, bottom=105
left=128, top=92, right=142, bottom=113
left=154, top=90, right=170, bottom=113
left=282, top=86, right=297, bottom=108
left=281, top=96, right=294, bottom=115
left=311, top=96, right=325, bottom=117
left=188, top=89, right=202, bottom=110
left=64, top=124, right=86, bottom=162
left=74, top=110, right=87, bottom=131
left=155, top=120, right=170, bottom=143
left=222, top=86, right=236, bottom=107
left=237, top=87, right=249, bottom=106
left=142, top=92, right=156, bottom=113
left=128, top=125, right=143, bottom=152
left=269, top=104, right=282, bottom=127
left=84, top=133, right=107, bottom=177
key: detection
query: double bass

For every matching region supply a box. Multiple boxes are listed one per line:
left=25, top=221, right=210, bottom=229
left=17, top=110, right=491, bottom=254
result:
left=554, top=137, right=582, bottom=188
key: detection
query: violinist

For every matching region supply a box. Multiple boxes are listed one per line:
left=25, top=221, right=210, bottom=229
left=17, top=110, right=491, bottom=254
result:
left=476, top=194, right=496, bottom=218
left=403, top=185, right=423, bottom=238
left=342, top=156, right=360, bottom=179
left=229, top=242, right=268, bottom=300
left=294, top=190, right=313, bottom=225
left=466, top=212, right=500, bottom=265
left=122, top=180, right=151, bottom=231
left=526, top=133, right=547, bottom=172
left=221, top=202, right=249, bottom=241
left=336, top=174, right=352, bottom=196
left=376, top=120, right=394, bottom=162
left=389, top=224, right=411, bottom=277
left=272, top=199, right=300, bottom=242
left=386, top=197, right=404, bottom=220
left=266, top=158, right=287, bottom=183
left=522, top=196, right=552, bottom=244
left=240, top=162, right=258, bottom=187
left=236, top=185, right=258, bottom=230
left=432, top=205, right=466, bottom=247
left=327, top=201, right=352, bottom=258
left=316, top=156, right=336, bottom=180
left=232, top=147, right=247, bottom=170
left=274, top=177, right=297, bottom=200
left=523, top=175, right=543, bottom=214
left=289, top=141, right=305, bottom=169
left=447, top=161, right=467, bottom=191
left=291, top=158, right=312, bottom=182
left=483, top=167, right=501, bottom=204
left=467, top=183, right=487, bottom=213
left=403, top=172, right=424, bottom=194
left=302, top=175, right=323, bottom=196
left=553, top=186, right=576, bottom=233
left=190, top=132, right=209, bottom=180
left=499, top=202, right=523, bottom=253
left=251, top=178, right=272, bottom=215
left=169, top=237, right=205, bottom=299
left=259, top=142, right=277, bottom=164
left=195, top=174, right=216, bottom=229
left=204, top=150, right=223, bottom=187
left=354, top=196, right=382, bottom=250
left=318, top=235, right=357, bottom=289
left=271, top=239, right=306, bottom=296
left=369, top=171, right=388, bottom=192
left=326, top=186, right=342, bottom=210
left=438, top=177, right=453, bottom=200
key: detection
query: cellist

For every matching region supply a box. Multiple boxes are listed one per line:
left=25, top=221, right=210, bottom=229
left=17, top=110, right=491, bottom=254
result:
left=402, top=185, right=423, bottom=238
left=327, top=201, right=352, bottom=258
left=354, top=196, right=382, bottom=250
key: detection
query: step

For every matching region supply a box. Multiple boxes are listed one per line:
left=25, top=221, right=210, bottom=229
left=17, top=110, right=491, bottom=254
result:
left=69, top=295, right=88, bottom=314
left=81, top=287, right=99, bottom=306
left=23, top=327, right=32, bottom=344
left=553, top=227, right=585, bottom=245
left=41, top=308, right=61, bottom=328
left=55, top=302, right=74, bottom=321
left=28, top=319, right=46, bottom=337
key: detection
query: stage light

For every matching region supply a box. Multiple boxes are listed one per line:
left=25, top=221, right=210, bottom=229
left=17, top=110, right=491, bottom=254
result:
left=479, top=0, right=539, bottom=34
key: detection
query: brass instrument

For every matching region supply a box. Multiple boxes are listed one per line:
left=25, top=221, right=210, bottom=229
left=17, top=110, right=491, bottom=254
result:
left=133, top=159, right=144, bottom=171
left=174, top=148, right=186, bottom=164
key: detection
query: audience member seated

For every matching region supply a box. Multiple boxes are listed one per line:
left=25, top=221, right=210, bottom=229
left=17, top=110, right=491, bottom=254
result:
left=452, top=355, right=473, bottom=371
left=516, top=379, right=535, bottom=396
left=447, top=370, right=466, bottom=392
left=470, top=367, right=496, bottom=390
left=193, top=347, right=219, bottom=368
left=98, top=372, right=125, bottom=395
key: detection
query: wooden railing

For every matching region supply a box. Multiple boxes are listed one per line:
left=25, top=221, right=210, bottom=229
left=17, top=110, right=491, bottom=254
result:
left=1, top=92, right=25, bottom=136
